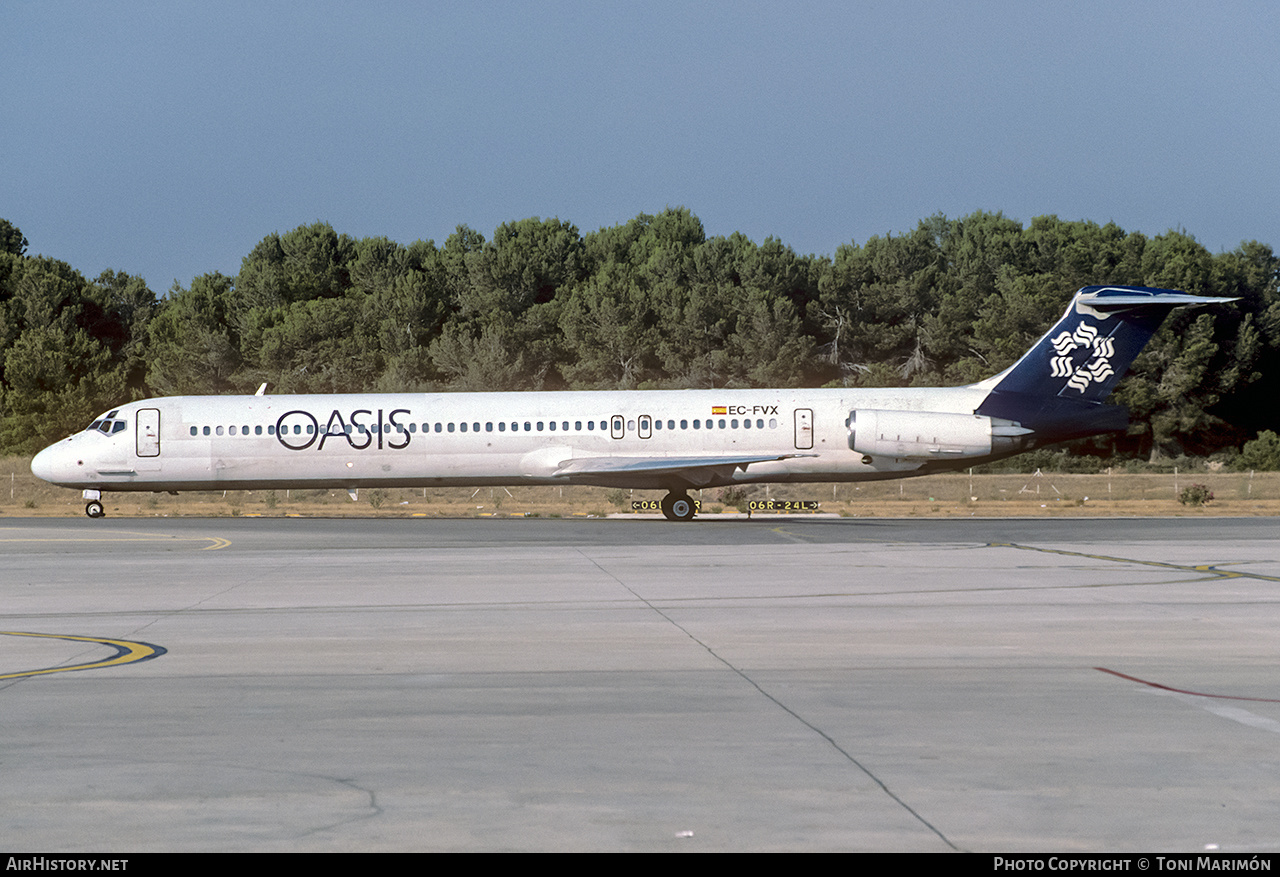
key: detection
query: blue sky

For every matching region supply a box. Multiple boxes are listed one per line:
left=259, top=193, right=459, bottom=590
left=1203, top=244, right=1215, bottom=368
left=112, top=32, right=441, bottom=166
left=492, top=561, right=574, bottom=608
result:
left=4, top=1, right=1277, bottom=292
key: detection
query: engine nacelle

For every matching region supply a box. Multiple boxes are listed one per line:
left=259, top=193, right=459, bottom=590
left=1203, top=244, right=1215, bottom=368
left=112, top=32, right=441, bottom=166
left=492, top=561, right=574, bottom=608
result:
left=847, top=409, right=1032, bottom=461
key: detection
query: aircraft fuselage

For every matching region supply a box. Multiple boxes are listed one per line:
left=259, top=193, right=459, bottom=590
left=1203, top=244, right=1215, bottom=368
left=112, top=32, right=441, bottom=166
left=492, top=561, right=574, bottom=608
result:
left=31, top=385, right=996, bottom=496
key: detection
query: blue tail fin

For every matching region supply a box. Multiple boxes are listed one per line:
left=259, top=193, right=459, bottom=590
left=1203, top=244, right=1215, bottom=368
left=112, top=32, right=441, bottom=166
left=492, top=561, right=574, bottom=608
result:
left=975, top=286, right=1235, bottom=443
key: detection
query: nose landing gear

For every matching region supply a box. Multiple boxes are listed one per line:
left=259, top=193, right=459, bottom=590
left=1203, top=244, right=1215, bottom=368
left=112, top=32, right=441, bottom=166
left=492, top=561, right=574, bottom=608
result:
left=82, top=490, right=105, bottom=518
left=660, top=491, right=696, bottom=522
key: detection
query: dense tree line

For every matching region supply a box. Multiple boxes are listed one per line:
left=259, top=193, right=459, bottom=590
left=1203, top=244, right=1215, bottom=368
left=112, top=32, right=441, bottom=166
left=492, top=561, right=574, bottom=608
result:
left=1, top=211, right=1276, bottom=464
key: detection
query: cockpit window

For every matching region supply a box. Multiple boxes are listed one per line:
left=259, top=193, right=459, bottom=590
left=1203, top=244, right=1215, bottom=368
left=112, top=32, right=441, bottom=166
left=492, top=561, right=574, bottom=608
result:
left=86, top=413, right=128, bottom=435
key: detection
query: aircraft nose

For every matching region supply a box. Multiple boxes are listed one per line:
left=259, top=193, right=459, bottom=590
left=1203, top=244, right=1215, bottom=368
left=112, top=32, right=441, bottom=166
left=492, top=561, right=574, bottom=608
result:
left=31, top=440, right=77, bottom=485
left=31, top=445, right=57, bottom=482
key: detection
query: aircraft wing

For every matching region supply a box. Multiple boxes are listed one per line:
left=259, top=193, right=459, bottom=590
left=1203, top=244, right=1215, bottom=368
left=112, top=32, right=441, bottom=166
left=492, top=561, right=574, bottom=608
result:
left=552, top=452, right=815, bottom=482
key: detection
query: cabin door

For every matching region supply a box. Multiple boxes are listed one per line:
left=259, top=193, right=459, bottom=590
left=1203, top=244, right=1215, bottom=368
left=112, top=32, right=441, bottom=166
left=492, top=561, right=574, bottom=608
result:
left=136, top=408, right=160, bottom=457
left=794, top=408, right=813, bottom=450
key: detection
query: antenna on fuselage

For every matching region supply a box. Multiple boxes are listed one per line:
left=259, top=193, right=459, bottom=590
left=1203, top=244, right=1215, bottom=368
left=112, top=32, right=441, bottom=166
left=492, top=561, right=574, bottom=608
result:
left=255, top=383, right=267, bottom=396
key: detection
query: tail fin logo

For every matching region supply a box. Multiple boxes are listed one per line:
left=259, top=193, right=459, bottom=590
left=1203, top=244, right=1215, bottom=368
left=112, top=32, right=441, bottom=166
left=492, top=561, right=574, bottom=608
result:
left=1048, top=321, right=1116, bottom=393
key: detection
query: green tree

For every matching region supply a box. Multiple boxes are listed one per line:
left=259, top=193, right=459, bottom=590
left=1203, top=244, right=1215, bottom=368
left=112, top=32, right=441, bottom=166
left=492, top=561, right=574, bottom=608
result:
left=91, top=269, right=157, bottom=391
left=0, top=219, right=28, bottom=256
left=0, top=254, right=134, bottom=450
left=558, top=267, right=657, bottom=388
left=234, top=222, right=355, bottom=313
left=454, top=217, right=586, bottom=317
left=1235, top=430, right=1280, bottom=470
left=429, top=319, right=534, bottom=391
left=145, top=273, right=241, bottom=395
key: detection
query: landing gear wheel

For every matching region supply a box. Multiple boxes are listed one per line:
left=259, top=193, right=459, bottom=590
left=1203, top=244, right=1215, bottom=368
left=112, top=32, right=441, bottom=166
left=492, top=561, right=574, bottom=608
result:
left=661, top=492, right=696, bottom=522
left=85, top=501, right=105, bottom=519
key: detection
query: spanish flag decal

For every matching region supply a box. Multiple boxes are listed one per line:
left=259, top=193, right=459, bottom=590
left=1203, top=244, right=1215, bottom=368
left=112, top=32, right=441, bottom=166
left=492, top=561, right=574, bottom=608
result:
left=711, top=406, right=727, bottom=415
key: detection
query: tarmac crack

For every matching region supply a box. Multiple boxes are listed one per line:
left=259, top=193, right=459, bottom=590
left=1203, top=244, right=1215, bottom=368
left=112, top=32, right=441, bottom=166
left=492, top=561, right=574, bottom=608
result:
left=575, top=548, right=962, bottom=852
left=294, top=775, right=384, bottom=839
left=989, top=542, right=1280, bottom=583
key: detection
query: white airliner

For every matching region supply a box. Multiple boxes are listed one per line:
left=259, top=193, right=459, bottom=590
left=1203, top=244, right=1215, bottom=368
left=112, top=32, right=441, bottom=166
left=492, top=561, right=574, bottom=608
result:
left=32, top=285, right=1233, bottom=520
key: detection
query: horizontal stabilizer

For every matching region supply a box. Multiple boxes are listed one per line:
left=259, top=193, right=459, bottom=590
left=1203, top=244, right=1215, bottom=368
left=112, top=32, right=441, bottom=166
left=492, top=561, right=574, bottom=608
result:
left=1075, top=287, right=1237, bottom=314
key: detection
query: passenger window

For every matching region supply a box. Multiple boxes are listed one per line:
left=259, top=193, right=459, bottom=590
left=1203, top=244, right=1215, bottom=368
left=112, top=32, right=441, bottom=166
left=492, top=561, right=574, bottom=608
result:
left=756, top=419, right=764, bottom=429
left=730, top=419, right=738, bottom=429
left=473, top=423, right=480, bottom=432
left=203, top=426, right=211, bottom=436
left=216, top=426, right=224, bottom=436
left=460, top=422, right=467, bottom=433
left=575, top=421, right=582, bottom=430
left=769, top=418, right=777, bottom=428
left=189, top=426, right=197, bottom=436
left=448, top=423, right=455, bottom=433
left=549, top=421, right=556, bottom=431
left=524, top=422, right=532, bottom=431
left=693, top=420, right=700, bottom=429
left=498, top=422, right=506, bottom=432
left=434, top=423, right=442, bottom=433
left=256, top=425, right=263, bottom=435
left=229, top=426, right=237, bottom=436
left=486, top=422, right=493, bottom=432
left=587, top=421, right=594, bottom=430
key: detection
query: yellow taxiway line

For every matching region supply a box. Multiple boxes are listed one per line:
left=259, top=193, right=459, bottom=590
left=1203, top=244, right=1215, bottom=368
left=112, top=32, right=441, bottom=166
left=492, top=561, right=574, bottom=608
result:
left=0, top=631, right=167, bottom=680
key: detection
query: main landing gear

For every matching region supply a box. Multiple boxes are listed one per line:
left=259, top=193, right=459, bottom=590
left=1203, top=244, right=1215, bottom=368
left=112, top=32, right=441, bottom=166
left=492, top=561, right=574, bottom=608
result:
left=660, top=491, right=696, bottom=522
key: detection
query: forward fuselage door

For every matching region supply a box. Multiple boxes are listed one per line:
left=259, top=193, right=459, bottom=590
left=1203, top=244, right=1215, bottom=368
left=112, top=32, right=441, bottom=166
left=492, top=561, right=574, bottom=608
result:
left=611, top=415, right=625, bottom=439
left=638, top=415, right=652, bottom=439
left=136, top=408, right=160, bottom=457
left=794, top=408, right=813, bottom=450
